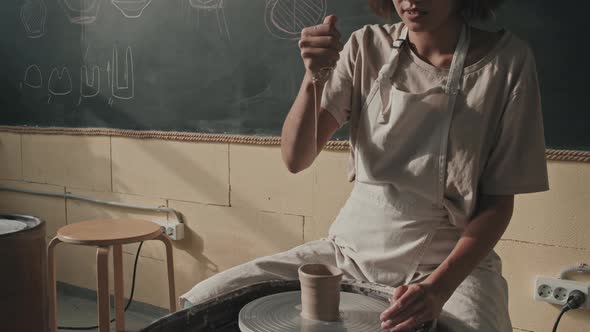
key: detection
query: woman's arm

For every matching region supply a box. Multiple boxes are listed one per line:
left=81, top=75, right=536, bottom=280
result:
left=380, top=194, right=514, bottom=331
left=281, top=15, right=343, bottom=173
left=425, top=194, right=513, bottom=294
left=281, top=72, right=340, bottom=173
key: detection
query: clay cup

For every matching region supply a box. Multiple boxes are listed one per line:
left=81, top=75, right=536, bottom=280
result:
left=298, top=263, right=343, bottom=321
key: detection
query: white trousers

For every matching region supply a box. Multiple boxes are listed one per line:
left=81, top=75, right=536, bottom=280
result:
left=180, top=239, right=512, bottom=332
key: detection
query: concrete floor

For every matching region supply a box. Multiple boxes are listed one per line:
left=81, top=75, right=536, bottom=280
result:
left=56, top=282, right=169, bottom=331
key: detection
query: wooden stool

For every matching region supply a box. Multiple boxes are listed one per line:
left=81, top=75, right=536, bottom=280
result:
left=47, top=219, right=177, bottom=332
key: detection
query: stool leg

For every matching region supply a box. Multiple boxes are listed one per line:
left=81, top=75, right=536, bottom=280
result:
left=113, top=244, right=125, bottom=331
left=47, top=237, right=62, bottom=332
left=157, top=234, right=177, bottom=312
left=96, top=246, right=110, bottom=332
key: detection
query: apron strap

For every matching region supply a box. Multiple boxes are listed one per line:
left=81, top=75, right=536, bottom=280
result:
left=379, top=23, right=470, bottom=95
left=393, top=27, right=409, bottom=49
left=376, top=26, right=409, bottom=85
left=445, top=24, right=470, bottom=95
left=376, top=23, right=469, bottom=113
left=437, top=24, right=470, bottom=206
left=374, top=26, right=410, bottom=116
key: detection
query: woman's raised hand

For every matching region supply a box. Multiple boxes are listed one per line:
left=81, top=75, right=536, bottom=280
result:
left=299, top=15, right=344, bottom=79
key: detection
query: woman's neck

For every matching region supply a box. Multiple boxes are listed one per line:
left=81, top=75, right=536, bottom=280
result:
left=407, top=16, right=463, bottom=68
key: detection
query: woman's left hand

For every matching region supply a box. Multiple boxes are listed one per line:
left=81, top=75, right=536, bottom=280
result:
left=379, top=282, right=446, bottom=331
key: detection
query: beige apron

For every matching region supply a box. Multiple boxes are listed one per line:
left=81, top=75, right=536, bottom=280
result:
left=181, top=23, right=511, bottom=331
left=328, top=23, right=470, bottom=286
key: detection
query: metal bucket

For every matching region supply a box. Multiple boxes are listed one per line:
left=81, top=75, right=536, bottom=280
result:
left=141, top=280, right=435, bottom=332
left=0, top=214, right=48, bottom=332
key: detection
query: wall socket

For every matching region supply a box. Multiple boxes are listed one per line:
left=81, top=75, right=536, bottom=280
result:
left=534, top=276, right=590, bottom=309
left=151, top=220, right=185, bottom=240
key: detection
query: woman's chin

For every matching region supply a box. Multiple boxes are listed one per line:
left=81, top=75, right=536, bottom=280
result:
left=401, top=20, right=430, bottom=32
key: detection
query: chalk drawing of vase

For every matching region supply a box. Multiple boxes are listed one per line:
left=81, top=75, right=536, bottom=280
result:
left=111, top=0, right=154, bottom=18
left=188, top=0, right=231, bottom=40
left=110, top=45, right=135, bottom=100
left=80, top=65, right=100, bottom=98
left=20, top=0, right=47, bottom=38
left=265, top=0, right=327, bottom=40
left=58, top=0, right=101, bottom=25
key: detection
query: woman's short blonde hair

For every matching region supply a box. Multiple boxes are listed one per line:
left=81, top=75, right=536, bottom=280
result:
left=368, top=0, right=504, bottom=21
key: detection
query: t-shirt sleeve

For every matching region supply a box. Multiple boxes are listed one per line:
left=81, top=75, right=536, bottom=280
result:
left=479, top=48, right=549, bottom=195
left=320, top=32, right=358, bottom=128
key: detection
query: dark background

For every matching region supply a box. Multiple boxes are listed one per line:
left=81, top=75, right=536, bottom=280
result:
left=1, top=0, right=588, bottom=150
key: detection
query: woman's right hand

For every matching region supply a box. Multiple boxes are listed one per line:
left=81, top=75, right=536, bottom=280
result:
left=299, top=15, right=344, bottom=79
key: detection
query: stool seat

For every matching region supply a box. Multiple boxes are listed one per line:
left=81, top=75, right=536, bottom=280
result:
left=57, top=219, right=162, bottom=245
left=48, top=218, right=176, bottom=332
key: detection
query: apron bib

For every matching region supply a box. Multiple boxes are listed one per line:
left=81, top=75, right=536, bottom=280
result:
left=329, top=23, right=470, bottom=286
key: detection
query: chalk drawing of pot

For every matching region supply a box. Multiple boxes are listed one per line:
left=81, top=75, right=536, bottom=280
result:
left=111, top=0, right=154, bottom=18
left=58, top=0, right=101, bottom=25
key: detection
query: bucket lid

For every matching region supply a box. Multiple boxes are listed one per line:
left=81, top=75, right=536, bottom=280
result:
left=0, top=214, right=42, bottom=236
left=0, top=219, right=28, bottom=235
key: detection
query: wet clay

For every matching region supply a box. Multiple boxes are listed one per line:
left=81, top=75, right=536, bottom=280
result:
left=298, top=264, right=343, bottom=321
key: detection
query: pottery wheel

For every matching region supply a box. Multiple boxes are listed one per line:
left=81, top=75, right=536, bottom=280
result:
left=239, top=291, right=388, bottom=332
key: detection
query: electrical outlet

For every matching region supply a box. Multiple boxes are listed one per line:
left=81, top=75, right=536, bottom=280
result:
left=163, top=222, right=184, bottom=240
left=537, top=284, right=552, bottom=298
left=534, top=276, right=590, bottom=309
left=150, top=220, right=185, bottom=240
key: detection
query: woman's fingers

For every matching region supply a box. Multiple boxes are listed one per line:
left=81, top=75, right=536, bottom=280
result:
left=391, top=285, right=409, bottom=302
left=389, top=311, right=431, bottom=332
left=380, top=301, right=427, bottom=330
left=300, top=48, right=340, bottom=61
left=299, top=15, right=342, bottom=75
left=381, top=285, right=423, bottom=321
left=301, top=22, right=341, bottom=39
left=323, top=14, right=337, bottom=26
left=298, top=36, right=343, bottom=51
left=301, top=52, right=339, bottom=73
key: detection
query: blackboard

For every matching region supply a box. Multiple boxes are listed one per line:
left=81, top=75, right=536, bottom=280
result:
left=0, top=0, right=588, bottom=150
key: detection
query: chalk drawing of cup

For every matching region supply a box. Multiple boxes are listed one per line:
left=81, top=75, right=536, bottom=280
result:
left=111, top=0, right=154, bottom=18
left=48, top=67, right=73, bottom=96
left=23, top=65, right=43, bottom=89
left=58, top=0, right=101, bottom=25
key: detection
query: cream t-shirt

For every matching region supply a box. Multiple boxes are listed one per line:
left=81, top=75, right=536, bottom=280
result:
left=321, top=22, right=549, bottom=226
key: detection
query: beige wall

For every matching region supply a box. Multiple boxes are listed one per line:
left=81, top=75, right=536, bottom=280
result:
left=0, top=131, right=589, bottom=331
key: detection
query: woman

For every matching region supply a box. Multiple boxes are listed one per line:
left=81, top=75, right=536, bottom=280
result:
left=181, top=1, right=549, bottom=331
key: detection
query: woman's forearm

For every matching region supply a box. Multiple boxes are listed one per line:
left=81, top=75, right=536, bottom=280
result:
left=423, top=194, right=514, bottom=300
left=281, top=72, right=323, bottom=173
left=281, top=16, right=343, bottom=173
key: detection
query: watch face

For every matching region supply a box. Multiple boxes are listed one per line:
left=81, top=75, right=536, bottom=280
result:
left=59, top=0, right=101, bottom=24
left=265, top=0, right=327, bottom=40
